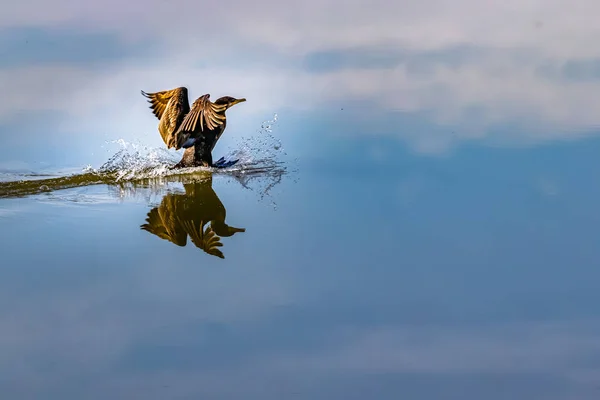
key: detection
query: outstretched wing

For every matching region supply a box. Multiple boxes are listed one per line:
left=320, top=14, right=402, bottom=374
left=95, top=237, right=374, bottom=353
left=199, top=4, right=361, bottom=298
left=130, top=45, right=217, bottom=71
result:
left=141, top=87, right=190, bottom=147
left=141, top=87, right=188, bottom=120
left=172, top=94, right=227, bottom=150
left=140, top=203, right=187, bottom=246
left=179, top=218, right=225, bottom=258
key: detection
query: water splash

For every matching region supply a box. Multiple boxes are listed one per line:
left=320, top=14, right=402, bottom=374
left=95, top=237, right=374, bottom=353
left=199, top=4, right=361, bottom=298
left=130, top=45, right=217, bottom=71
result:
left=219, top=113, right=297, bottom=204
left=224, top=113, right=284, bottom=165
left=0, top=114, right=293, bottom=204
left=91, top=138, right=178, bottom=180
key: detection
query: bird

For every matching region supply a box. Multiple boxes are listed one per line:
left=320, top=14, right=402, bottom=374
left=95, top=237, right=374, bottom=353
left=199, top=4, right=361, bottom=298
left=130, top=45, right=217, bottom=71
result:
left=141, top=86, right=246, bottom=168
left=140, top=173, right=246, bottom=258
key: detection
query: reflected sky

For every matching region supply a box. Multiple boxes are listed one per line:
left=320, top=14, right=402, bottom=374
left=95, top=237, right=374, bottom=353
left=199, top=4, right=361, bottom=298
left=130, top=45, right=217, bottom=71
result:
left=1, top=145, right=600, bottom=398
left=2, top=1, right=600, bottom=399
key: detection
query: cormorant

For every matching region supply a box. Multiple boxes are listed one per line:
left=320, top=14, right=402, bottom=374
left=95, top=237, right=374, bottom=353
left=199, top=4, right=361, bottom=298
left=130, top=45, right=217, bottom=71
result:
left=141, top=87, right=246, bottom=168
left=140, top=172, right=245, bottom=258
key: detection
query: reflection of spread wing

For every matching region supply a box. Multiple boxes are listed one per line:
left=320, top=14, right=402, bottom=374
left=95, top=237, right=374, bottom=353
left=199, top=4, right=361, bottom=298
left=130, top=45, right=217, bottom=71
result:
left=141, top=87, right=190, bottom=147
left=179, top=218, right=225, bottom=258
left=140, top=201, right=187, bottom=246
left=173, top=94, right=227, bottom=150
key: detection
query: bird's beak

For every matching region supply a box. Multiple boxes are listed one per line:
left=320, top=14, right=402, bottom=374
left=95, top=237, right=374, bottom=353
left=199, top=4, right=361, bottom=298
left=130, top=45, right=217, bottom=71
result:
left=230, top=98, right=246, bottom=107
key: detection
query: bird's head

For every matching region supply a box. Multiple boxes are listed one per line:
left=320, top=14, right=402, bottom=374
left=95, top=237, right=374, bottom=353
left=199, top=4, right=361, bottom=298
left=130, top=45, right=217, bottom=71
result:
left=214, top=96, right=246, bottom=110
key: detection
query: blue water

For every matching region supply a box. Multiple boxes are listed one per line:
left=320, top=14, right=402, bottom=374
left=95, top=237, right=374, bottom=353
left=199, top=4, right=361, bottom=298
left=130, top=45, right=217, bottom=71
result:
left=2, top=134, right=600, bottom=399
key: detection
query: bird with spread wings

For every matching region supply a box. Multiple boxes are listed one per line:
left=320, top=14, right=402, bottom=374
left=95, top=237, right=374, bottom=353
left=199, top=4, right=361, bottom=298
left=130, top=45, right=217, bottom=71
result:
left=141, top=86, right=246, bottom=168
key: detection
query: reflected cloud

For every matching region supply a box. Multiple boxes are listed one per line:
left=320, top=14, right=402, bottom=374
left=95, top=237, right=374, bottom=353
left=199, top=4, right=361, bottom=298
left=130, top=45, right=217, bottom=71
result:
left=140, top=173, right=245, bottom=259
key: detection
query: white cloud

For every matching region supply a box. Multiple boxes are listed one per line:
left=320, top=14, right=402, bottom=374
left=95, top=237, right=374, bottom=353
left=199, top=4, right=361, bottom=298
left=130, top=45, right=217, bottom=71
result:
left=2, top=0, right=600, bottom=154
left=3, top=0, right=600, bottom=57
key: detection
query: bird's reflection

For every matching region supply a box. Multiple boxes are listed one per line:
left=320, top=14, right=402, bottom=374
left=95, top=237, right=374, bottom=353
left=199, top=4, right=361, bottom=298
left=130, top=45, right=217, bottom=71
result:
left=140, top=172, right=245, bottom=258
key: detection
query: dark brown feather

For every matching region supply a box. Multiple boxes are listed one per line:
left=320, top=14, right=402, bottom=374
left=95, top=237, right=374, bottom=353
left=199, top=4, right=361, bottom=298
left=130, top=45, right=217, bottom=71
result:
left=173, top=94, right=227, bottom=150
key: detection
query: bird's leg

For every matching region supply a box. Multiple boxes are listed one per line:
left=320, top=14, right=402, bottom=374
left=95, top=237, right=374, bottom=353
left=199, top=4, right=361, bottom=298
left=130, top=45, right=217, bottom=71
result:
left=170, top=146, right=213, bottom=169
left=171, top=147, right=196, bottom=169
